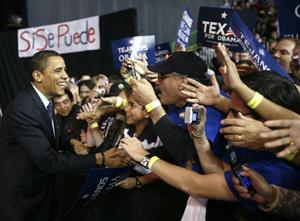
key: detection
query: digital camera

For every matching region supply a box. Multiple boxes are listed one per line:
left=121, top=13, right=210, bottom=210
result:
left=180, top=106, right=200, bottom=124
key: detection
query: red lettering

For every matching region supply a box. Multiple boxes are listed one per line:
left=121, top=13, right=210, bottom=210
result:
left=88, top=27, right=95, bottom=43
left=36, top=28, right=48, bottom=50
left=57, top=24, right=69, bottom=47
left=73, top=32, right=80, bottom=44
left=19, top=31, right=31, bottom=52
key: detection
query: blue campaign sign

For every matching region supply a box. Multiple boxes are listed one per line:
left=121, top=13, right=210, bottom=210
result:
left=69, top=166, right=131, bottom=211
left=230, top=12, right=293, bottom=82
left=155, top=42, right=171, bottom=63
left=111, top=35, right=156, bottom=70
left=197, top=7, right=256, bottom=51
left=176, top=8, right=194, bottom=49
left=275, top=0, right=300, bottom=38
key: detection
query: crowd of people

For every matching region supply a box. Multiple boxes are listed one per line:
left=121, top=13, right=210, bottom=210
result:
left=1, top=1, right=300, bottom=221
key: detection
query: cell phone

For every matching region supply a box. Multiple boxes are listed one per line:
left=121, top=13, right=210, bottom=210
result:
left=225, top=144, right=256, bottom=196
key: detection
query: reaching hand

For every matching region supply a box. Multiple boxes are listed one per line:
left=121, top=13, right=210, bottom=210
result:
left=119, top=137, right=149, bottom=162
left=260, top=119, right=300, bottom=158
left=77, top=101, right=101, bottom=123
left=130, top=79, right=158, bottom=106
left=214, top=43, right=244, bottom=90
left=180, top=75, right=221, bottom=106
left=232, top=166, right=277, bottom=205
left=187, top=104, right=207, bottom=139
left=104, top=148, right=131, bottom=168
left=70, top=139, right=89, bottom=155
left=220, top=112, right=270, bottom=149
left=116, top=177, right=136, bottom=189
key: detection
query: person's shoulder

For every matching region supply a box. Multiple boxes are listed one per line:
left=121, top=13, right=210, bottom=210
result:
left=6, top=87, right=34, bottom=111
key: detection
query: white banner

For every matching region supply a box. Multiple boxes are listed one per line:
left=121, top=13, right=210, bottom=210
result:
left=18, top=16, right=100, bottom=57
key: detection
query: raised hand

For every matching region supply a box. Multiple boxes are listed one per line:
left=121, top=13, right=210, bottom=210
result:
left=220, top=112, right=270, bottom=149
left=232, top=166, right=277, bottom=205
left=214, top=43, right=244, bottom=90
left=119, top=137, right=149, bottom=162
left=180, top=75, right=221, bottom=106
left=130, top=79, right=158, bottom=106
left=260, top=119, right=300, bottom=158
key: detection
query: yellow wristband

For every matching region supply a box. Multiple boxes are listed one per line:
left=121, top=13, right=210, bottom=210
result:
left=121, top=99, right=127, bottom=109
left=90, top=122, right=99, bottom=129
left=148, top=156, right=160, bottom=170
left=114, top=96, right=123, bottom=108
left=283, top=150, right=298, bottom=161
left=125, top=76, right=133, bottom=84
left=247, top=92, right=264, bottom=109
left=145, top=100, right=161, bottom=113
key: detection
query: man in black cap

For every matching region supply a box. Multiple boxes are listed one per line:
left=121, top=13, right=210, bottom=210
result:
left=128, top=51, right=224, bottom=164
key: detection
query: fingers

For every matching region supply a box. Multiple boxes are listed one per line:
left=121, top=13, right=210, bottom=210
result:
left=264, top=119, right=292, bottom=128
left=220, top=125, right=245, bottom=134
left=181, top=90, right=196, bottom=98
left=210, top=74, right=218, bottom=88
left=186, top=98, right=199, bottom=103
left=221, top=118, right=247, bottom=127
left=276, top=143, right=298, bottom=158
left=260, top=128, right=289, bottom=139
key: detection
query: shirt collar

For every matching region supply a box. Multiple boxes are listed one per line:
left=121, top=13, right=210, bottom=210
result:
left=31, top=83, right=51, bottom=109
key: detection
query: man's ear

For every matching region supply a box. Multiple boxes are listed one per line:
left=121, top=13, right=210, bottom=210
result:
left=32, top=70, right=43, bottom=83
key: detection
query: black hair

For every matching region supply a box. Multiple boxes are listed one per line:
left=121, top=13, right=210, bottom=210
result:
left=77, top=79, right=96, bottom=90
left=53, top=89, right=74, bottom=102
left=31, top=50, right=61, bottom=73
left=241, top=71, right=300, bottom=114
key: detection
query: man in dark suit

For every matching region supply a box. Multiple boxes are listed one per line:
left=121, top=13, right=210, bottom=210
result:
left=0, top=50, right=125, bottom=221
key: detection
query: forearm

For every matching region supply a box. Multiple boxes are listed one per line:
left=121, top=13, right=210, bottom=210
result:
left=150, top=159, right=236, bottom=201
left=91, top=128, right=104, bottom=147
left=262, top=187, right=300, bottom=220
left=149, top=105, right=166, bottom=124
left=139, top=172, right=160, bottom=185
left=235, top=84, right=300, bottom=120
left=194, top=137, right=224, bottom=173
left=213, top=95, right=230, bottom=114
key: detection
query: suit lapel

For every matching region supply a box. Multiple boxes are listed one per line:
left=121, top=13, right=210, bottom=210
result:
left=29, top=86, right=56, bottom=146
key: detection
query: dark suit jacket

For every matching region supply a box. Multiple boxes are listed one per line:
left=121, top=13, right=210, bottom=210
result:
left=0, top=86, right=96, bottom=221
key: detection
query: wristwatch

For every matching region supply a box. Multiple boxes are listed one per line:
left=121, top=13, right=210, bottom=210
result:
left=140, top=156, right=150, bottom=168
left=140, top=152, right=155, bottom=168
left=135, top=176, right=142, bottom=188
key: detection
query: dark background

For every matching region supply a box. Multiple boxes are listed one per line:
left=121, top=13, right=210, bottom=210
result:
left=0, top=8, right=137, bottom=110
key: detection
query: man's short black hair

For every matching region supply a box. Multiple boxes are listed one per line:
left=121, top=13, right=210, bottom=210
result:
left=31, top=50, right=61, bottom=73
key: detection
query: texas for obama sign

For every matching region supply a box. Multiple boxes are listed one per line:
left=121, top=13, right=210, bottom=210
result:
left=18, top=16, right=100, bottom=58
left=230, top=12, right=293, bottom=82
left=111, top=35, right=155, bottom=70
left=197, top=7, right=256, bottom=51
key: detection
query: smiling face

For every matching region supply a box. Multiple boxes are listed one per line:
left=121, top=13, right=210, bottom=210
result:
left=124, top=95, right=149, bottom=125
left=53, top=94, right=73, bottom=117
left=32, top=56, right=68, bottom=99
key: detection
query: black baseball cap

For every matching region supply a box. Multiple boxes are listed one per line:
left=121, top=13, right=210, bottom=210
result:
left=148, top=51, right=208, bottom=82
